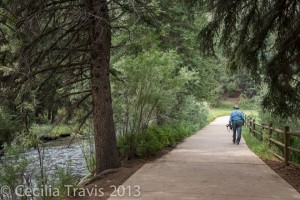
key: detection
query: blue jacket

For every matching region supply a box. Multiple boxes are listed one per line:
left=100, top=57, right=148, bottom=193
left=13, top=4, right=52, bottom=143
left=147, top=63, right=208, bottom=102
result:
left=229, top=110, right=245, bottom=124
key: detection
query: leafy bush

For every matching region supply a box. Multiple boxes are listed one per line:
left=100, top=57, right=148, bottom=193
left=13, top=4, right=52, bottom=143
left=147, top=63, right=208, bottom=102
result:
left=258, top=109, right=300, bottom=164
left=117, top=132, right=137, bottom=160
left=51, top=161, right=76, bottom=199
left=0, top=108, right=21, bottom=146
left=136, top=133, right=162, bottom=157
left=160, top=126, right=177, bottom=146
left=0, top=142, right=29, bottom=200
left=239, top=95, right=258, bottom=110
left=75, top=129, right=96, bottom=173
left=112, top=47, right=197, bottom=135
left=146, top=126, right=172, bottom=147
left=226, top=82, right=237, bottom=96
left=118, top=123, right=200, bottom=158
left=291, top=136, right=300, bottom=164
left=170, top=96, right=209, bottom=128
left=242, top=128, right=273, bottom=159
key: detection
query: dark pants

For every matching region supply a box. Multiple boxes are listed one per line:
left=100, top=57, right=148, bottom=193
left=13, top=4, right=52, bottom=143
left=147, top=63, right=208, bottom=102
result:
left=232, top=120, right=243, bottom=142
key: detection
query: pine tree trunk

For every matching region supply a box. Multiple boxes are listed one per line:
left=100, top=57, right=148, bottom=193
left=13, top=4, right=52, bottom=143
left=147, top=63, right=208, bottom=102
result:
left=87, top=0, right=120, bottom=174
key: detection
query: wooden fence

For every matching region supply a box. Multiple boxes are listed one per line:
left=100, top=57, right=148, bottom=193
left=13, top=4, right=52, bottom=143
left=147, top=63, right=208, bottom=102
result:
left=245, top=115, right=300, bottom=169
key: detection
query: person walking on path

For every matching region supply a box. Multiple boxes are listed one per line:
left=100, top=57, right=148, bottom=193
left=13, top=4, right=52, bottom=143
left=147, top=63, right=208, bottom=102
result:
left=229, top=105, right=245, bottom=145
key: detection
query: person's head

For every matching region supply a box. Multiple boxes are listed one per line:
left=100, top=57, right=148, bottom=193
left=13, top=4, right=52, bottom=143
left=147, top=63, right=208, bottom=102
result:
left=233, top=105, right=239, bottom=110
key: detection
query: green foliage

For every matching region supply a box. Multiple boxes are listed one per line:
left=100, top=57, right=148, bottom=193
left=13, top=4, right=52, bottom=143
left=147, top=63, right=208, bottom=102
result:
left=259, top=111, right=300, bottom=131
left=172, top=96, right=208, bottom=126
left=1, top=0, right=218, bottom=144
left=0, top=131, right=79, bottom=199
left=30, top=124, right=74, bottom=138
left=111, top=1, right=219, bottom=139
left=155, top=2, right=220, bottom=102
left=258, top=109, right=300, bottom=163
left=242, top=128, right=273, bottom=159
left=50, top=161, right=76, bottom=199
left=290, top=136, right=300, bottom=164
left=0, top=142, right=29, bottom=199
left=199, top=0, right=300, bottom=117
left=117, top=133, right=136, bottom=160
left=136, top=124, right=198, bottom=157
left=112, top=47, right=194, bottom=134
left=118, top=123, right=200, bottom=158
left=226, top=82, right=237, bottom=96
left=212, top=66, right=258, bottom=102
left=146, top=126, right=177, bottom=147
left=207, top=102, right=232, bottom=122
left=208, top=101, right=258, bottom=122
left=0, top=107, right=21, bottom=145
left=239, top=95, right=258, bottom=110
left=78, top=138, right=96, bottom=173
left=136, top=133, right=163, bottom=157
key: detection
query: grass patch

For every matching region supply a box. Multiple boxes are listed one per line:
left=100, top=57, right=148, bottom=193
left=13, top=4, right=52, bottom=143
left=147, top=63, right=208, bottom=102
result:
left=30, top=124, right=75, bottom=138
left=242, top=128, right=273, bottom=159
left=208, top=102, right=232, bottom=122
left=208, top=101, right=258, bottom=122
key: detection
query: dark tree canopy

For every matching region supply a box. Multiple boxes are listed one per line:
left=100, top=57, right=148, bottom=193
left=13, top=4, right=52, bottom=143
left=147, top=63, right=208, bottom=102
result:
left=0, top=0, right=126, bottom=174
left=199, top=0, right=300, bottom=117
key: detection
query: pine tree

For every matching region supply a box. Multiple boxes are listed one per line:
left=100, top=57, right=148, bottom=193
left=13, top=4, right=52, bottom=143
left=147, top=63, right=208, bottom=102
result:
left=0, top=0, right=120, bottom=174
left=199, top=0, right=300, bottom=116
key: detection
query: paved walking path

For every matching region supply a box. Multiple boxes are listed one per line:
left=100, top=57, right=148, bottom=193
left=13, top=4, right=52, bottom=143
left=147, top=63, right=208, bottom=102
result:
left=109, top=116, right=300, bottom=200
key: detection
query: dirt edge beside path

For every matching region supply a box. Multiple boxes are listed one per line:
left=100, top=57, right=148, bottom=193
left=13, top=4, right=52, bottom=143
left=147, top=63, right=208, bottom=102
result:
left=67, top=148, right=173, bottom=200
left=263, top=159, right=300, bottom=193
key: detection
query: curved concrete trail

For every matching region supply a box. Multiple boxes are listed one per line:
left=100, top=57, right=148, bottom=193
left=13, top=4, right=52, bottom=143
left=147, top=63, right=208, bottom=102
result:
left=109, top=116, right=300, bottom=200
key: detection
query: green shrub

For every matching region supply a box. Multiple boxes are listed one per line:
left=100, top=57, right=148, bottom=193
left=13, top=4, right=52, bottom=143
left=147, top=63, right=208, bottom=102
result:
left=0, top=142, right=29, bottom=199
left=51, top=161, right=76, bottom=199
left=117, top=138, right=131, bottom=159
left=118, top=123, right=197, bottom=158
left=136, top=132, right=162, bottom=157
left=239, top=95, right=258, bottom=110
left=117, top=132, right=137, bottom=159
left=173, top=124, right=192, bottom=140
left=258, top=110, right=300, bottom=164
left=290, top=136, right=300, bottom=164
left=160, top=126, right=177, bottom=146
left=242, top=128, right=273, bottom=159
left=0, top=108, right=21, bottom=146
left=146, top=126, right=171, bottom=147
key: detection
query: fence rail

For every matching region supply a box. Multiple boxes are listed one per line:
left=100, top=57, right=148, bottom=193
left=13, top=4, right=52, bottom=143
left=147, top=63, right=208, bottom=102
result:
left=245, top=115, right=300, bottom=169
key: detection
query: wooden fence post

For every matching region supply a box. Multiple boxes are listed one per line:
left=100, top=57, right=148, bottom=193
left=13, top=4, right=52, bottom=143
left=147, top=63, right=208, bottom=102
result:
left=249, top=118, right=252, bottom=134
left=253, top=119, right=256, bottom=136
left=284, top=126, right=290, bottom=166
left=268, top=123, right=272, bottom=147
left=260, top=123, right=264, bottom=141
